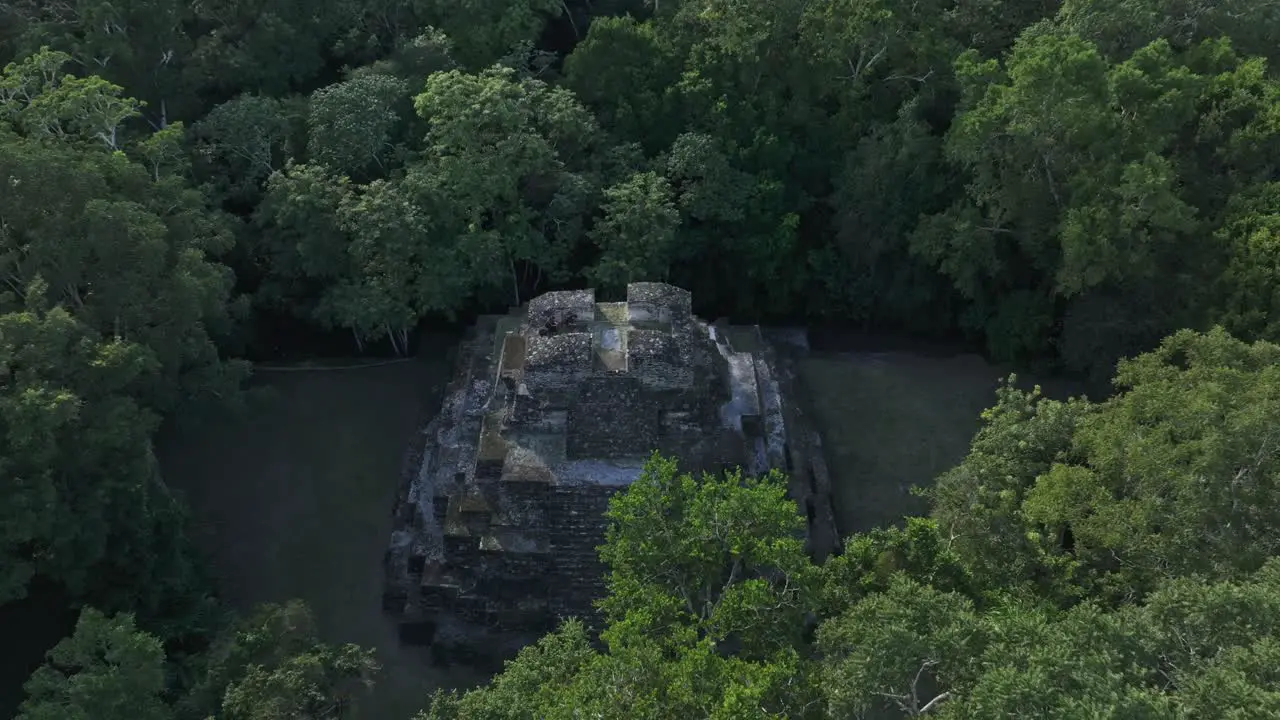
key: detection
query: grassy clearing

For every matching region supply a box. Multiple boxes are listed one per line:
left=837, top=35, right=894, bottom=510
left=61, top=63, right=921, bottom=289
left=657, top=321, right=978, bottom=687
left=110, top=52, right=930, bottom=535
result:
left=798, top=351, right=1081, bottom=536
left=156, top=346, right=482, bottom=719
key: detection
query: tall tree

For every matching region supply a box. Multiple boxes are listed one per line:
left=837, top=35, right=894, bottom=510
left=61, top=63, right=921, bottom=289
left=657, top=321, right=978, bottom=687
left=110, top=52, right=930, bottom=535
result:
left=412, top=0, right=562, bottom=69
left=562, top=16, right=683, bottom=155
left=1023, top=328, right=1280, bottom=599
left=17, top=609, right=171, bottom=720
left=587, top=171, right=680, bottom=289
left=1214, top=182, right=1280, bottom=342
left=180, top=600, right=379, bottom=720
left=1053, top=0, right=1280, bottom=65
left=915, top=32, right=1221, bottom=366
left=817, top=577, right=982, bottom=719
left=423, top=454, right=825, bottom=719
left=0, top=0, right=191, bottom=123
left=930, top=328, right=1280, bottom=603
left=307, top=74, right=410, bottom=178
left=408, top=66, right=604, bottom=306
left=183, top=0, right=360, bottom=98
left=598, top=454, right=819, bottom=656
left=924, top=379, right=1091, bottom=602
left=193, top=93, right=295, bottom=204
left=0, top=50, right=243, bottom=637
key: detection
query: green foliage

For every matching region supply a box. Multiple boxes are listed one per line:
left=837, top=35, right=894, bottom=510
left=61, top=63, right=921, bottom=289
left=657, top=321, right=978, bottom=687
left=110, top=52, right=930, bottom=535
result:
left=1, top=48, right=141, bottom=150
left=918, top=26, right=1280, bottom=371
left=0, top=297, right=223, bottom=632
left=425, top=455, right=824, bottom=719
left=587, top=171, right=680, bottom=290
left=218, top=638, right=378, bottom=717
left=0, top=303, right=149, bottom=601
left=814, top=108, right=954, bottom=327
left=919, top=33, right=1199, bottom=361
left=1, top=85, right=244, bottom=411
left=5, top=0, right=1278, bottom=367
left=815, top=559, right=1280, bottom=718
left=184, top=0, right=362, bottom=98
left=1, top=1, right=190, bottom=120
left=407, top=66, right=603, bottom=304
left=413, top=0, right=562, bottom=69
left=255, top=159, right=474, bottom=348
left=18, top=608, right=171, bottom=720
left=662, top=132, right=800, bottom=316
left=307, top=74, right=410, bottom=177
left=327, top=175, right=471, bottom=339
left=817, top=577, right=982, bottom=719
left=1215, top=182, right=1280, bottom=342
left=931, top=329, right=1280, bottom=604
left=16, top=601, right=377, bottom=720
left=562, top=16, right=682, bottom=154
left=1028, top=328, right=1280, bottom=597
left=0, top=40, right=243, bottom=694
left=926, top=379, right=1092, bottom=601
left=10, top=2, right=1280, bottom=718
left=194, top=94, right=293, bottom=203
left=951, top=562, right=1280, bottom=717
left=180, top=600, right=379, bottom=719
left=818, top=517, right=975, bottom=615
left=598, top=453, right=817, bottom=656
left=254, top=163, right=352, bottom=310
left=432, top=428, right=1280, bottom=718
left=418, top=621, right=597, bottom=720
left=1054, top=0, right=1280, bottom=64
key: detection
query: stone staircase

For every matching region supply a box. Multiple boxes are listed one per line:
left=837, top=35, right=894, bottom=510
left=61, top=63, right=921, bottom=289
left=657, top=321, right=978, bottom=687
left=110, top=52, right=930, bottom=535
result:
left=385, top=316, right=500, bottom=626
left=710, top=322, right=841, bottom=559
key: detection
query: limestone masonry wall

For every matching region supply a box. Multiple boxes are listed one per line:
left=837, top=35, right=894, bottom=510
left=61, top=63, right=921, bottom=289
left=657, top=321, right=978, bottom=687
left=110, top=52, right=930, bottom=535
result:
left=383, top=283, right=838, bottom=667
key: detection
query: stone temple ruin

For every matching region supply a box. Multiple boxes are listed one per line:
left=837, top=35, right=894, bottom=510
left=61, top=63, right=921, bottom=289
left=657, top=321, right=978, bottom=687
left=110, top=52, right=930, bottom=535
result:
left=384, top=282, right=837, bottom=666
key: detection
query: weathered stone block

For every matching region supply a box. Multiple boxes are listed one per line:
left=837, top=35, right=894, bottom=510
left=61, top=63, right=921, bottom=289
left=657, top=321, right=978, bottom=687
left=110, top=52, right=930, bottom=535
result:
left=528, top=290, right=596, bottom=332
left=384, top=284, right=835, bottom=668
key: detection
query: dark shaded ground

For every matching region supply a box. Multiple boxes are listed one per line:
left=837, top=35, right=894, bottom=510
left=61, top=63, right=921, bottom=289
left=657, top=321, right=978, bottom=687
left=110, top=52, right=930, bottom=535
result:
left=0, top=580, right=77, bottom=718
left=156, top=346, right=483, bottom=719
left=798, top=350, right=1084, bottom=537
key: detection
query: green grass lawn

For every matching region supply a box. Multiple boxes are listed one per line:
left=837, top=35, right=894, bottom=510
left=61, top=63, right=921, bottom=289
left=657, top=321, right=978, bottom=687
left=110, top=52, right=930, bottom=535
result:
left=156, top=350, right=483, bottom=719
left=798, top=350, right=1082, bottom=536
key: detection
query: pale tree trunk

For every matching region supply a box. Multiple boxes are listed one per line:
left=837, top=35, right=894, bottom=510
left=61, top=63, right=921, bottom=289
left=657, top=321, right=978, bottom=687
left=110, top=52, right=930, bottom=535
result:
left=385, top=325, right=411, bottom=356
left=385, top=324, right=401, bottom=356
left=875, top=660, right=953, bottom=716
left=510, top=259, right=521, bottom=307
left=561, top=1, right=580, bottom=38
left=64, top=283, right=85, bottom=309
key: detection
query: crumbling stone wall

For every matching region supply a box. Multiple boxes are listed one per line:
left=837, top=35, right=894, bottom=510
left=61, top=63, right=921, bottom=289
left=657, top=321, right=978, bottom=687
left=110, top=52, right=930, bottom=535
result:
left=524, top=333, right=592, bottom=393
left=628, top=330, right=695, bottom=390
left=383, top=283, right=837, bottom=667
left=626, top=282, right=692, bottom=327
left=528, top=289, right=595, bottom=332
left=567, top=376, right=661, bottom=459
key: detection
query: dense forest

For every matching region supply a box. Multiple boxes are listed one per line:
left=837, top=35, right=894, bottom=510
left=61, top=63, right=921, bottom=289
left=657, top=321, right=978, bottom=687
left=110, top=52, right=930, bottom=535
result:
left=3, top=0, right=1280, bottom=716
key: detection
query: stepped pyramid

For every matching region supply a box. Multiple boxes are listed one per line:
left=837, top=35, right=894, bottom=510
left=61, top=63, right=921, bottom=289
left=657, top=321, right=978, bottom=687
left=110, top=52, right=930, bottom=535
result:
left=383, top=283, right=836, bottom=666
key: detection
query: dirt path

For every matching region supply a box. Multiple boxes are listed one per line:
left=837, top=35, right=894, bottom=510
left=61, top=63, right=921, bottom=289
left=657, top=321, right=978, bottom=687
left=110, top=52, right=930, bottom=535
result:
left=157, top=353, right=483, bottom=719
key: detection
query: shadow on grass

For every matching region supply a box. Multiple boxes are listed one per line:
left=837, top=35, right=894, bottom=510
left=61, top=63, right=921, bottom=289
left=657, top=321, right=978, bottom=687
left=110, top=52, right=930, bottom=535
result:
left=156, top=344, right=484, bottom=719
left=799, top=349, right=1083, bottom=537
